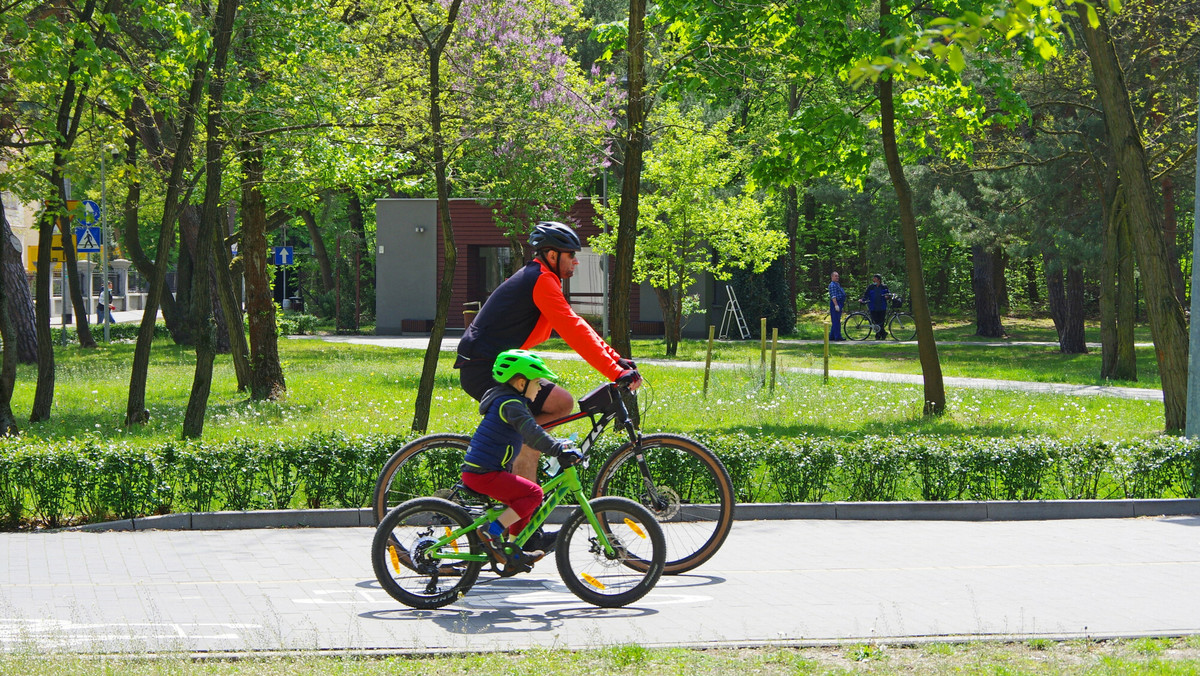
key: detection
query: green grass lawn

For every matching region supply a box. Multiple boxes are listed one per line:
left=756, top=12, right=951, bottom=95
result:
left=9, top=334, right=1167, bottom=445
left=3, top=638, right=1200, bottom=674
left=541, top=324, right=1162, bottom=390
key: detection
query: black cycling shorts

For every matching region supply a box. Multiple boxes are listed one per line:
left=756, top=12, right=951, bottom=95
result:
left=458, top=361, right=555, bottom=415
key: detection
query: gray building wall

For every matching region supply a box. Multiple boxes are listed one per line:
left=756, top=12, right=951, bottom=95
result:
left=375, top=198, right=437, bottom=334
left=637, top=276, right=715, bottom=339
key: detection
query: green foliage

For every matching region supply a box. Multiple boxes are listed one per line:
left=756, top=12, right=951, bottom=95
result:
left=276, top=312, right=320, bottom=336
left=6, top=431, right=1197, bottom=527
left=593, top=102, right=785, bottom=354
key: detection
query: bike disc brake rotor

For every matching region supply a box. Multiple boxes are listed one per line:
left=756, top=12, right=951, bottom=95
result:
left=644, top=485, right=681, bottom=521
left=410, top=536, right=442, bottom=575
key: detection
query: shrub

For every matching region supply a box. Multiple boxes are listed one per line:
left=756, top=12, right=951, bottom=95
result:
left=1, top=432, right=1199, bottom=527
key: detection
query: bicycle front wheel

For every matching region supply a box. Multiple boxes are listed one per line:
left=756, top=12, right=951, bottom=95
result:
left=371, top=497, right=482, bottom=610
left=372, top=433, right=472, bottom=525
left=556, top=497, right=665, bottom=608
left=592, top=434, right=734, bottom=574
left=843, top=312, right=873, bottom=341
left=888, top=312, right=916, bottom=341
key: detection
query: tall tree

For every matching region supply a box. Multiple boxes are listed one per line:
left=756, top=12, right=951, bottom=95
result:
left=1078, top=10, right=1188, bottom=428
left=404, top=0, right=465, bottom=433
left=610, top=0, right=646, bottom=357
left=182, top=0, right=239, bottom=438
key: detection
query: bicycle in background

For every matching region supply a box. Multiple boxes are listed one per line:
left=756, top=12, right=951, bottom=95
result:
left=843, top=293, right=916, bottom=341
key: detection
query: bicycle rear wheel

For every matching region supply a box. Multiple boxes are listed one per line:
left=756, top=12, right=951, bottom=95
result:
left=888, top=312, right=916, bottom=341
left=372, top=434, right=472, bottom=525
left=591, top=434, right=733, bottom=574
left=843, top=312, right=873, bottom=341
left=556, top=497, right=665, bottom=607
left=371, top=497, right=482, bottom=609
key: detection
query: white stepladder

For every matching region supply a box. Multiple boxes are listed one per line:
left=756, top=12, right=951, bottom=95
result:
left=718, top=284, right=751, bottom=340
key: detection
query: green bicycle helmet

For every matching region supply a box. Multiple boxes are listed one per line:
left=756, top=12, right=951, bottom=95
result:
left=492, top=349, right=559, bottom=384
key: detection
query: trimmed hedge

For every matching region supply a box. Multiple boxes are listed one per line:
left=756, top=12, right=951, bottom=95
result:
left=1, top=431, right=1197, bottom=528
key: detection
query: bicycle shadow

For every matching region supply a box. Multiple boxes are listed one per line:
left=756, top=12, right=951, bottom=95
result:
left=356, top=573, right=724, bottom=635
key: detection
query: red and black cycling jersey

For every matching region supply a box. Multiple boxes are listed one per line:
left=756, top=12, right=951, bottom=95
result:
left=456, top=258, right=624, bottom=382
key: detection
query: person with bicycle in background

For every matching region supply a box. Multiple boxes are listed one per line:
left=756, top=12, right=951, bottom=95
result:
left=859, top=274, right=890, bottom=340
left=455, top=221, right=641, bottom=553
left=461, top=349, right=583, bottom=573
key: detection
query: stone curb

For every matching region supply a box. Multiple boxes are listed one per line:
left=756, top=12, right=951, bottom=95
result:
left=73, top=498, right=1200, bottom=532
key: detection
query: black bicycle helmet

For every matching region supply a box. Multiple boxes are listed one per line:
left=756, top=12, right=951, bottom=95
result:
left=528, top=221, right=582, bottom=252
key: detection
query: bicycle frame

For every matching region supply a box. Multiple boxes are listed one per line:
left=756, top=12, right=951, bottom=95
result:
left=424, top=464, right=618, bottom=564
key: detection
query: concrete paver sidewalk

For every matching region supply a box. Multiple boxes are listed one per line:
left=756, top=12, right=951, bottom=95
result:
left=3, top=517, right=1199, bottom=653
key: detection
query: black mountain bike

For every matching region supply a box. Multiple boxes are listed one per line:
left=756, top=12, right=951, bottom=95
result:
left=844, top=293, right=916, bottom=341
left=371, top=381, right=734, bottom=575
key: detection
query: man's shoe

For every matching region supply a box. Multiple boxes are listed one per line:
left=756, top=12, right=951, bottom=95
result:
left=525, top=529, right=559, bottom=554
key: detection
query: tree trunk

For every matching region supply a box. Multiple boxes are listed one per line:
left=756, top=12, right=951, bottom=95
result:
left=59, top=208, right=96, bottom=348
left=126, top=54, right=208, bottom=426
left=242, top=142, right=286, bottom=401
left=1115, top=199, right=1138, bottom=380
left=878, top=0, right=945, bottom=415
left=1100, top=173, right=1119, bottom=377
left=1060, top=265, right=1088, bottom=354
left=31, top=210, right=55, bottom=422
left=1042, top=247, right=1067, bottom=339
left=1081, top=12, right=1187, bottom=430
left=784, top=185, right=799, bottom=306
left=996, top=250, right=1010, bottom=314
left=654, top=286, right=680, bottom=357
left=1024, top=258, right=1039, bottom=305
left=784, top=84, right=800, bottom=306
left=972, top=244, right=1004, bottom=337
left=300, top=209, right=334, bottom=292
left=1162, top=176, right=1185, bottom=305
left=0, top=197, right=20, bottom=435
left=212, top=219, right=250, bottom=390
left=0, top=195, right=37, bottom=364
left=411, top=0, right=465, bottom=433
left=182, top=0, right=238, bottom=438
left=610, top=0, right=646, bottom=358
left=119, top=110, right=186, bottom=341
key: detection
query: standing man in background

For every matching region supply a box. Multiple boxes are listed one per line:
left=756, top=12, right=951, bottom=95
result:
left=828, top=272, right=846, bottom=341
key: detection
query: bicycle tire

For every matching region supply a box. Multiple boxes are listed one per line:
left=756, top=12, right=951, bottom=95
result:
left=843, top=312, right=873, bottom=341
left=371, top=497, right=482, bottom=610
left=889, top=312, right=916, bottom=341
left=556, top=497, right=665, bottom=608
left=591, top=433, right=734, bottom=574
left=372, top=433, right=472, bottom=525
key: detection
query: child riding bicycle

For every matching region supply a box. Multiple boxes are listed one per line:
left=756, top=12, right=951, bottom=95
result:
left=461, top=349, right=583, bottom=573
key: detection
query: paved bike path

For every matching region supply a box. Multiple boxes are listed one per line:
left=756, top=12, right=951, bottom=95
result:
left=296, top=335, right=1161, bottom=401
left=4, top=516, right=1199, bottom=653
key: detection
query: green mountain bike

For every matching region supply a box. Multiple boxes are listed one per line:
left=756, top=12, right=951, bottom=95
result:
left=371, top=381, right=734, bottom=575
left=372, top=457, right=667, bottom=609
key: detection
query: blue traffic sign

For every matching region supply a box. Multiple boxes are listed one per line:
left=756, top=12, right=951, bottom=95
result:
left=75, top=226, right=102, bottom=253
left=272, top=246, right=294, bottom=265
left=80, top=200, right=100, bottom=225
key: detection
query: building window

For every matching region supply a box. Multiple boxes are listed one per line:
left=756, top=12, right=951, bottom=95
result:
left=479, top=246, right=513, bottom=297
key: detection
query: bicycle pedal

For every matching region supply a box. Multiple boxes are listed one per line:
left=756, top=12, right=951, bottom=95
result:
left=499, top=557, right=533, bottom=577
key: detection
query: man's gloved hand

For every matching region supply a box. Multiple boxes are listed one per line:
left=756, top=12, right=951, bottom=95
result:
left=558, top=445, right=584, bottom=467
left=617, top=358, right=637, bottom=370
left=616, top=369, right=642, bottom=387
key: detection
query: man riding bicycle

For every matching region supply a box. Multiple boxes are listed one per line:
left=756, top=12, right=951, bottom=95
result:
left=454, top=221, right=641, bottom=552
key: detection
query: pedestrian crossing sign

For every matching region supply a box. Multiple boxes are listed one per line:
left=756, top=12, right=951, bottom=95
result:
left=75, top=227, right=103, bottom=253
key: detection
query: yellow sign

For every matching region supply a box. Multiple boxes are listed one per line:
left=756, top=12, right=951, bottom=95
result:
left=25, top=245, right=62, bottom=272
